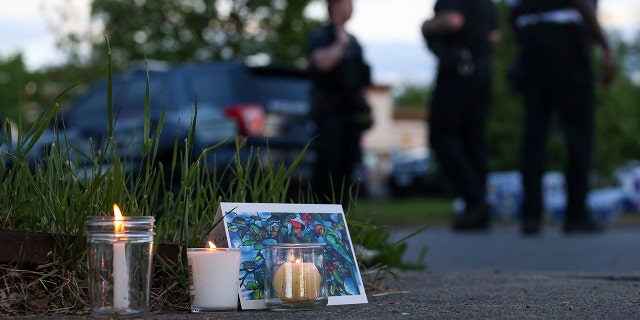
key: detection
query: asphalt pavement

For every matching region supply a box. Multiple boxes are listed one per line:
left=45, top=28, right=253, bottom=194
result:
left=392, top=224, right=640, bottom=273
left=17, top=223, right=640, bottom=319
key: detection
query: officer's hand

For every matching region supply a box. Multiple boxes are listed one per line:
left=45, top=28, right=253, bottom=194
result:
left=335, top=26, right=351, bottom=48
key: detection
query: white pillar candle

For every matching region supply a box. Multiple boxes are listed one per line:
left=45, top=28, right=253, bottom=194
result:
left=113, top=241, right=128, bottom=309
left=272, top=260, right=321, bottom=302
left=113, top=204, right=129, bottom=310
left=187, top=243, right=240, bottom=312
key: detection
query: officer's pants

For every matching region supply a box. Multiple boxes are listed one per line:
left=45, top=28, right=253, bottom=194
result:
left=518, top=23, right=595, bottom=224
left=429, top=57, right=492, bottom=211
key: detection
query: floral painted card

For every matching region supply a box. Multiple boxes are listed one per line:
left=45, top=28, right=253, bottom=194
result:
left=208, top=202, right=368, bottom=310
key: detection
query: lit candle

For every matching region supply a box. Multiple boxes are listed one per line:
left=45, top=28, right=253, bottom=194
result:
left=272, top=258, right=321, bottom=302
left=112, top=204, right=129, bottom=310
left=187, top=242, right=240, bottom=312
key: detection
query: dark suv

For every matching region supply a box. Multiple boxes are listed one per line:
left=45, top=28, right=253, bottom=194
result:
left=54, top=60, right=315, bottom=183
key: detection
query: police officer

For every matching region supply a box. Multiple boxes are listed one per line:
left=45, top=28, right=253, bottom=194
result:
left=509, top=0, right=616, bottom=235
left=421, top=0, right=499, bottom=231
left=308, top=0, right=372, bottom=205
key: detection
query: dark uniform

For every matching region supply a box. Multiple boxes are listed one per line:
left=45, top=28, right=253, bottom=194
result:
left=427, top=0, right=496, bottom=229
left=514, top=0, right=599, bottom=233
left=307, top=23, right=372, bottom=204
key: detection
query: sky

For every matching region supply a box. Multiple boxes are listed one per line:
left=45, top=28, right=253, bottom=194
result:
left=1, top=0, right=639, bottom=85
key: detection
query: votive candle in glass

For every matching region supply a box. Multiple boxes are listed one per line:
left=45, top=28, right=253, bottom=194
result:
left=264, top=243, right=328, bottom=310
left=85, top=204, right=155, bottom=318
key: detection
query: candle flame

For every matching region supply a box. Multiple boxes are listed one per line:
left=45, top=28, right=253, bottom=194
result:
left=113, top=204, right=125, bottom=233
left=295, top=259, right=301, bottom=263
left=208, top=241, right=216, bottom=249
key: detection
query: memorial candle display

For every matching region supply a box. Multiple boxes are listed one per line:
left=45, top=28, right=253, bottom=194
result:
left=187, top=242, right=241, bottom=312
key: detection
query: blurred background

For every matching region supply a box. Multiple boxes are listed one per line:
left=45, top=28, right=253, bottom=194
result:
left=1, top=0, right=640, bottom=226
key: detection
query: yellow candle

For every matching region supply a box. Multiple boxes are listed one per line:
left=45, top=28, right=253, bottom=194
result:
left=272, top=260, right=321, bottom=302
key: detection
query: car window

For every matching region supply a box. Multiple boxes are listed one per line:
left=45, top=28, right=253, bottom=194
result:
left=67, top=80, right=122, bottom=124
left=251, top=76, right=310, bottom=115
left=116, top=74, right=169, bottom=119
left=189, top=68, right=257, bottom=107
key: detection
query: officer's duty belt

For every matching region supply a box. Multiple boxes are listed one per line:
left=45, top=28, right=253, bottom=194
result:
left=515, top=8, right=582, bottom=28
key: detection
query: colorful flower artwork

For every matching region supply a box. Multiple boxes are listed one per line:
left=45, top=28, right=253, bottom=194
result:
left=208, top=203, right=368, bottom=309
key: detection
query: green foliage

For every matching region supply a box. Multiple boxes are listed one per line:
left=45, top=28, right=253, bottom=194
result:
left=593, top=67, right=640, bottom=176
left=0, top=53, right=101, bottom=130
left=355, top=222, right=427, bottom=271
left=486, top=0, right=524, bottom=171
left=58, top=0, right=323, bottom=71
left=0, top=54, right=46, bottom=123
left=392, top=82, right=430, bottom=110
left=356, top=197, right=453, bottom=226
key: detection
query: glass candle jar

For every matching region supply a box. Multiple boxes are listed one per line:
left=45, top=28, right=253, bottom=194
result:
left=264, top=243, right=328, bottom=310
left=86, top=216, right=155, bottom=318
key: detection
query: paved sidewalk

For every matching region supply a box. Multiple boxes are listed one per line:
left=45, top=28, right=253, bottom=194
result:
left=141, top=270, right=640, bottom=320
left=39, top=270, right=640, bottom=320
